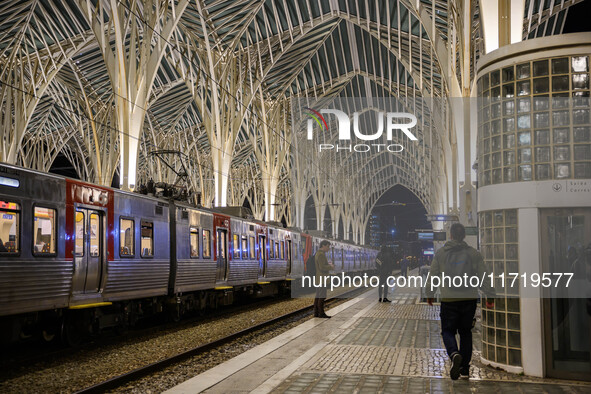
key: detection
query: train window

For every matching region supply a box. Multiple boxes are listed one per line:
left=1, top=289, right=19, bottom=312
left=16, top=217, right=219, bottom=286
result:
left=119, top=218, right=135, bottom=257
left=140, top=221, right=153, bottom=257
left=89, top=213, right=99, bottom=257
left=202, top=229, right=211, bottom=258
left=233, top=234, right=240, bottom=259
left=190, top=227, right=199, bottom=258
left=0, top=200, right=20, bottom=254
left=217, top=229, right=227, bottom=259
left=75, top=211, right=84, bottom=256
left=280, top=241, right=285, bottom=260
left=268, top=239, right=274, bottom=259
left=74, top=211, right=85, bottom=257
left=0, top=175, right=19, bottom=188
left=249, top=236, right=255, bottom=259
left=241, top=236, right=248, bottom=259
left=258, top=235, right=267, bottom=261
left=33, top=207, right=56, bottom=255
left=274, top=241, right=280, bottom=260
left=286, top=240, right=292, bottom=262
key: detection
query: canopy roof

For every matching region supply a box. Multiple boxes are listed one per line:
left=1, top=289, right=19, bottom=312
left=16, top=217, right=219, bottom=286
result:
left=0, top=0, right=582, bottom=229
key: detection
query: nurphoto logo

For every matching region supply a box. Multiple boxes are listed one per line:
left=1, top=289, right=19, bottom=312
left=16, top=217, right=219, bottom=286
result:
left=298, top=99, right=420, bottom=153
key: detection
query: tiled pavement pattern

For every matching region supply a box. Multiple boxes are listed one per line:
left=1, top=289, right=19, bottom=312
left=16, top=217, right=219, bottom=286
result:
left=363, top=304, right=442, bottom=320
left=338, top=315, right=445, bottom=348
left=308, top=345, right=401, bottom=375
left=271, top=280, right=590, bottom=393
left=273, top=373, right=590, bottom=393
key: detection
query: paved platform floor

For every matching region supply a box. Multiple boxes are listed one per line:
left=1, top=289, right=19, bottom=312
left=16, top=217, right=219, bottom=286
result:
left=166, top=274, right=591, bottom=394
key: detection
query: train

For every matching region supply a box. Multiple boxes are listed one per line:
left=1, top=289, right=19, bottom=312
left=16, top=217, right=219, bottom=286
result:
left=0, top=163, right=377, bottom=345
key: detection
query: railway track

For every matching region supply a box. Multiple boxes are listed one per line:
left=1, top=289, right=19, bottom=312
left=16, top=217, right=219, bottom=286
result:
left=0, top=294, right=288, bottom=371
left=74, top=288, right=366, bottom=394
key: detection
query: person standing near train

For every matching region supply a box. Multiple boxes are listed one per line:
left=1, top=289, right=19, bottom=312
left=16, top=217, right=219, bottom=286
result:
left=314, top=240, right=334, bottom=318
left=376, top=245, right=394, bottom=302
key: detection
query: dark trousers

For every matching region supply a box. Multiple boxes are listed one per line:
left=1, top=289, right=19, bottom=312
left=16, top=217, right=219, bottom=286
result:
left=440, top=299, right=477, bottom=368
left=378, top=273, right=389, bottom=299
left=314, top=286, right=327, bottom=316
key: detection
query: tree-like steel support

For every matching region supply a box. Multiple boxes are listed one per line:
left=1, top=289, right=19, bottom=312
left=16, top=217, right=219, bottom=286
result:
left=76, top=0, right=190, bottom=191
left=0, top=0, right=512, bottom=241
left=0, top=1, right=92, bottom=164
left=248, top=95, right=290, bottom=221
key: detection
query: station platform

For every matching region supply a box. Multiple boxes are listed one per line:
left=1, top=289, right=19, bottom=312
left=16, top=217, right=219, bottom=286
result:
left=165, top=275, right=590, bottom=394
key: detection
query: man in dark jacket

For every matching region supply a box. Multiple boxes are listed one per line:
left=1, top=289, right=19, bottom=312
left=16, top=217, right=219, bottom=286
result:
left=376, top=245, right=394, bottom=302
left=426, top=223, right=495, bottom=380
left=314, top=240, right=334, bottom=318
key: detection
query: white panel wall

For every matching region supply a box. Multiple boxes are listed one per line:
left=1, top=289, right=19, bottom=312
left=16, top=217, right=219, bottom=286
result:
left=518, top=208, right=544, bottom=377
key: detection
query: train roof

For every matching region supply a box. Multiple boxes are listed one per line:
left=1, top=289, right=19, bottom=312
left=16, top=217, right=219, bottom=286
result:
left=1, top=162, right=374, bottom=250
left=0, top=161, right=170, bottom=205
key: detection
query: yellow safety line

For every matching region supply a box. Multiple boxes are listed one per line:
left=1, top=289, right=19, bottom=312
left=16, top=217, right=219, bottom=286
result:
left=214, top=286, right=233, bottom=290
left=257, top=281, right=271, bottom=285
left=69, top=302, right=112, bottom=310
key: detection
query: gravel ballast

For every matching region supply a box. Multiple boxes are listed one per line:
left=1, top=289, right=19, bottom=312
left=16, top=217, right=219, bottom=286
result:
left=0, top=297, right=317, bottom=393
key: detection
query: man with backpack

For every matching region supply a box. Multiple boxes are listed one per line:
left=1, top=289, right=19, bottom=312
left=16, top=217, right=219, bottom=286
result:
left=312, top=240, right=334, bottom=318
left=425, top=223, right=495, bottom=380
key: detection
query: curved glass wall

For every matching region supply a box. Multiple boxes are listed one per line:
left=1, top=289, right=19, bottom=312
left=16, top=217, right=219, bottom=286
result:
left=477, top=55, right=590, bottom=186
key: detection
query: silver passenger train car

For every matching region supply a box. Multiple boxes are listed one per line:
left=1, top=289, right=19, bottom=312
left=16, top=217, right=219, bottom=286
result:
left=0, top=163, right=377, bottom=344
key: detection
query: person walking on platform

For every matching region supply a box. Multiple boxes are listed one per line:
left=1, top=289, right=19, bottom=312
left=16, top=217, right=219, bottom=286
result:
left=314, top=240, right=334, bottom=318
left=425, top=223, right=495, bottom=380
left=376, top=245, right=394, bottom=302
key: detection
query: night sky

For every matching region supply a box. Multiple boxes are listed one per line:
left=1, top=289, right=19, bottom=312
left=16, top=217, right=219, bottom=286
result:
left=367, top=184, right=432, bottom=243
left=563, top=0, right=591, bottom=34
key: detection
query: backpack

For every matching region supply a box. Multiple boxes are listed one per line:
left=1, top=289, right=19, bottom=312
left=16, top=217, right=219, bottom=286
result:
left=442, top=247, right=477, bottom=297
left=305, top=252, right=317, bottom=276
left=444, top=247, right=474, bottom=277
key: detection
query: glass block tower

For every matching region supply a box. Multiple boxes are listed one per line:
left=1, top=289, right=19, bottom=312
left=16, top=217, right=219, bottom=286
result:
left=476, top=33, right=591, bottom=379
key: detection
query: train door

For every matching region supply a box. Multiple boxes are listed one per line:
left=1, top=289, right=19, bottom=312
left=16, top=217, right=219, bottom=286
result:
left=74, top=208, right=103, bottom=293
left=258, top=234, right=267, bottom=277
left=216, top=228, right=228, bottom=282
